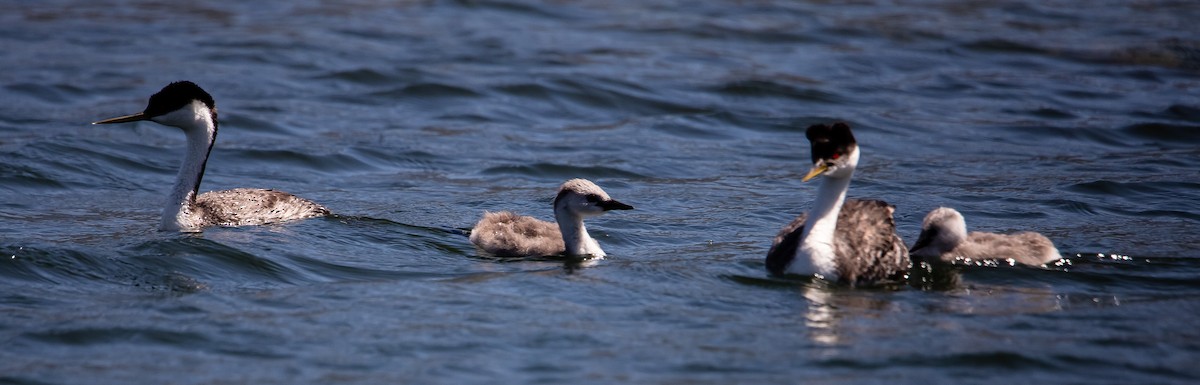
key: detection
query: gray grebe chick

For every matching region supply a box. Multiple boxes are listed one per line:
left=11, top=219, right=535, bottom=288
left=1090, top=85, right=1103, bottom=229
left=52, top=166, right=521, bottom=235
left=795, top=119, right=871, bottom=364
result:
left=469, top=179, right=633, bottom=258
left=765, top=122, right=909, bottom=284
left=93, top=81, right=330, bottom=232
left=910, top=207, right=1062, bottom=266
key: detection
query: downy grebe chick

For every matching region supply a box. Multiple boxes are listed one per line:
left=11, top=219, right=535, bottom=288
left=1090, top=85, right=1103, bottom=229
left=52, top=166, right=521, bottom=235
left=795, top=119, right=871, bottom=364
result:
left=469, top=178, right=633, bottom=258
left=765, top=122, right=909, bottom=284
left=93, top=81, right=330, bottom=231
left=910, top=207, right=1062, bottom=266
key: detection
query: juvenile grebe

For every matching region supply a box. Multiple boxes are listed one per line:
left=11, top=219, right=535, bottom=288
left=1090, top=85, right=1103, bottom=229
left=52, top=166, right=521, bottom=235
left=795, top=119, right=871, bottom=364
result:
left=93, top=81, right=330, bottom=231
left=765, top=122, right=908, bottom=284
left=910, top=207, right=1062, bottom=266
left=469, top=179, right=633, bottom=258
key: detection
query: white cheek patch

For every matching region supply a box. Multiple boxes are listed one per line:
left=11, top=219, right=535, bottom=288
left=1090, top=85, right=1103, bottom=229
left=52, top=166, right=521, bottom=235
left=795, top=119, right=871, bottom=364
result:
left=151, top=100, right=213, bottom=132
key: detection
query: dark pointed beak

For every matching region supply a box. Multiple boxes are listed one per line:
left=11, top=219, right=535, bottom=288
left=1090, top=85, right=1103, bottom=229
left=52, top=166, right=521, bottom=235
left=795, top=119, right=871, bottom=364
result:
left=598, top=199, right=633, bottom=211
left=93, top=112, right=148, bottom=125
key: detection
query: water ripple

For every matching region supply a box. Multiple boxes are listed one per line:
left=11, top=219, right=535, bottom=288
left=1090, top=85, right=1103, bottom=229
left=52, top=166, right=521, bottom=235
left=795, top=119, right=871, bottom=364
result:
left=3, top=0, right=1199, bottom=383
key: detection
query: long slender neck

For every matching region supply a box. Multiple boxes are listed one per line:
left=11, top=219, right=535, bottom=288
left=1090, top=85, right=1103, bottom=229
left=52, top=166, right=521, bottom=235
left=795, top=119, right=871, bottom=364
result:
left=556, top=211, right=604, bottom=258
left=159, top=103, right=217, bottom=231
left=804, top=175, right=851, bottom=243
left=794, top=173, right=852, bottom=278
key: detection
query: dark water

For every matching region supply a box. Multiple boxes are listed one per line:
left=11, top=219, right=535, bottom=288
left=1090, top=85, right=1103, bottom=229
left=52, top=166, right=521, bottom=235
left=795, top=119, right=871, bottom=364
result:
left=3, top=0, right=1200, bottom=383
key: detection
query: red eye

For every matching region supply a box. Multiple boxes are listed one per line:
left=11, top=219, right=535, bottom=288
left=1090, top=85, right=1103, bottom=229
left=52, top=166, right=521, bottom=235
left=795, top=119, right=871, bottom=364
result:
left=831, top=153, right=840, bottom=159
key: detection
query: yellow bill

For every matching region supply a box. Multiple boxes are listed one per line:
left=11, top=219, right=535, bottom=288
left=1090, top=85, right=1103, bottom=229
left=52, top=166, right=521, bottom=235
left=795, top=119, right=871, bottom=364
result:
left=801, top=163, right=828, bottom=182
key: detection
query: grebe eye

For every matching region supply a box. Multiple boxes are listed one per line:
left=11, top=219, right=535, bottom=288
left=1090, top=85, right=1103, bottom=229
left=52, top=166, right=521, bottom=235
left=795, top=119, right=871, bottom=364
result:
left=831, top=153, right=840, bottom=160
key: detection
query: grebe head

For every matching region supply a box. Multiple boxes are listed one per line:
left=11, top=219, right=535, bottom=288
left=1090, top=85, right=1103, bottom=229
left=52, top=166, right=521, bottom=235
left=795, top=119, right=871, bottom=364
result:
left=802, top=122, right=860, bottom=182
left=910, top=207, right=969, bottom=255
left=553, top=178, right=634, bottom=218
left=93, top=81, right=217, bottom=132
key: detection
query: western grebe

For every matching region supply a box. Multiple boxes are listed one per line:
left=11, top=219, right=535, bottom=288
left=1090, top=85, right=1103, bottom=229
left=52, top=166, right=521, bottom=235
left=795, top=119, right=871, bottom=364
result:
left=910, top=207, right=1063, bottom=266
left=93, top=81, right=330, bottom=232
left=469, top=178, right=633, bottom=258
left=765, top=122, right=909, bottom=284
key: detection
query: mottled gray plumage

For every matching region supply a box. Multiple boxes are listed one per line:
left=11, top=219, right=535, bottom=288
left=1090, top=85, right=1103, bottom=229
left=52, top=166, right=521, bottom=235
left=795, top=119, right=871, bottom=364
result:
left=469, top=179, right=632, bottom=258
left=910, top=207, right=1062, bottom=266
left=766, top=199, right=909, bottom=284
left=195, top=188, right=330, bottom=227
left=469, top=211, right=566, bottom=257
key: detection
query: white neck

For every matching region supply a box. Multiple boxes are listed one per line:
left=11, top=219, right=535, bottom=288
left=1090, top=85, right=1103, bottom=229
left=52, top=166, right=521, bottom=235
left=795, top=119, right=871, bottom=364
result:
left=556, top=211, right=605, bottom=258
left=154, top=101, right=217, bottom=231
left=790, top=150, right=859, bottom=279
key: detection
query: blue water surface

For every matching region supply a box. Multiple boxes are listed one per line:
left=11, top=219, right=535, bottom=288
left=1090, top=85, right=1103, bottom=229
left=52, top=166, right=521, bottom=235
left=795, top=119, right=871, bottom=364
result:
left=2, top=0, right=1199, bottom=383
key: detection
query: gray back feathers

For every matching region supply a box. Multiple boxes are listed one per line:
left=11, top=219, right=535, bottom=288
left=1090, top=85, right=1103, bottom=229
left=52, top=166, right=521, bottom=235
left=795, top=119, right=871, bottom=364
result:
left=911, top=207, right=1062, bottom=266
left=195, top=188, right=330, bottom=227
left=766, top=199, right=909, bottom=284
left=468, top=211, right=565, bottom=257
